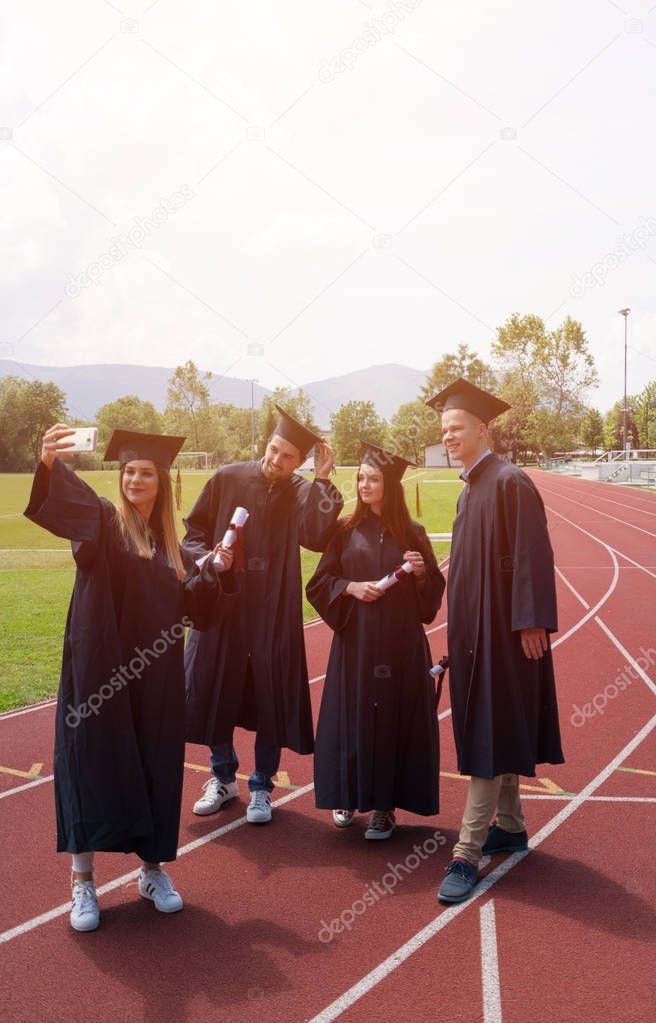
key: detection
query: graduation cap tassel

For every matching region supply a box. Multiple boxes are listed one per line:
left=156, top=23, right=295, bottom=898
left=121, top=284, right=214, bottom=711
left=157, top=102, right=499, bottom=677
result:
left=415, top=480, right=422, bottom=518
left=175, top=466, right=182, bottom=512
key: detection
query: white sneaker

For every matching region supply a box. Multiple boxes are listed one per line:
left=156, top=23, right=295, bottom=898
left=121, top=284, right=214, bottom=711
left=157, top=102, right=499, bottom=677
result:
left=70, top=879, right=100, bottom=932
left=192, top=777, right=238, bottom=815
left=138, top=868, right=183, bottom=913
left=332, top=809, right=355, bottom=828
left=246, top=789, right=272, bottom=823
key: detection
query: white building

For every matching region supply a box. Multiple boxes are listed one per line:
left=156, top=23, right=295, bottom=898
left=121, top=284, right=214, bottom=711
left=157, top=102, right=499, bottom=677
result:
left=425, top=443, right=462, bottom=469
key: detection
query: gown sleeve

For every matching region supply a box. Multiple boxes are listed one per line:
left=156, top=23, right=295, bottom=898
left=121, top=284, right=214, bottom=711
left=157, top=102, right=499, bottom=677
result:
left=298, top=479, right=344, bottom=552
left=305, top=529, right=354, bottom=631
left=502, top=472, right=558, bottom=634
left=24, top=459, right=104, bottom=567
left=412, top=523, right=446, bottom=625
left=179, top=547, right=237, bottom=630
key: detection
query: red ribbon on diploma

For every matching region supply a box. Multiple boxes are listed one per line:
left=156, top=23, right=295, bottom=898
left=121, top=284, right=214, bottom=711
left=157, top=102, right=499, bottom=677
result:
left=233, top=525, right=245, bottom=572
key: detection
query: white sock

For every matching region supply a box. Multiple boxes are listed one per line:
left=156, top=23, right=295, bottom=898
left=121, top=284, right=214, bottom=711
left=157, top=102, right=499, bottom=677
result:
left=71, top=852, right=94, bottom=874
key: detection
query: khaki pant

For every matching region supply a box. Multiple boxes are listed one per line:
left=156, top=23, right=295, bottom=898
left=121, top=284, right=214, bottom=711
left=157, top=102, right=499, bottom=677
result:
left=452, top=774, right=526, bottom=867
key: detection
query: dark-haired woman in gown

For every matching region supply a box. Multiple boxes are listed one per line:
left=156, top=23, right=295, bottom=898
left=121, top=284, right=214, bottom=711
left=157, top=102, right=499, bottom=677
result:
left=307, top=444, right=445, bottom=839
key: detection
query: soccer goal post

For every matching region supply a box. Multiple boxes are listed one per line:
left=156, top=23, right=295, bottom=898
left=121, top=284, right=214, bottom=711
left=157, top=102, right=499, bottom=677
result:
left=176, top=451, right=210, bottom=471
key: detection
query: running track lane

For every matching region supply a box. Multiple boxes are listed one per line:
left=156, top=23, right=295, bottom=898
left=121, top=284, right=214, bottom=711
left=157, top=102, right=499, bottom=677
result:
left=0, top=473, right=654, bottom=1022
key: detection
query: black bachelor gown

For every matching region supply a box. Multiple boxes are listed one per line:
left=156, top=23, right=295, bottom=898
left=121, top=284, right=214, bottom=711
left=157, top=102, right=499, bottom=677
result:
left=24, top=460, right=225, bottom=862
left=307, top=515, right=445, bottom=815
left=447, top=454, right=564, bottom=779
left=183, top=460, right=343, bottom=753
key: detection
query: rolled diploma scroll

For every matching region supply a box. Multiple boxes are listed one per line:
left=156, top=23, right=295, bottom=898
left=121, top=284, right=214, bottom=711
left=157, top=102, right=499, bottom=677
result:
left=430, top=656, right=449, bottom=678
left=375, top=560, right=413, bottom=592
left=195, top=506, right=249, bottom=570
left=214, top=506, right=249, bottom=568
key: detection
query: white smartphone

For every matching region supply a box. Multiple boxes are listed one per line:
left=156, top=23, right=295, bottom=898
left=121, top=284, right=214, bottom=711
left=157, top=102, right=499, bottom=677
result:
left=65, top=427, right=98, bottom=453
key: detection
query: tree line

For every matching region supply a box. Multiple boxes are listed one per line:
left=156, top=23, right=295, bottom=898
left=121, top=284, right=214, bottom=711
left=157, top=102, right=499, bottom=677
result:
left=1, top=312, right=655, bottom=471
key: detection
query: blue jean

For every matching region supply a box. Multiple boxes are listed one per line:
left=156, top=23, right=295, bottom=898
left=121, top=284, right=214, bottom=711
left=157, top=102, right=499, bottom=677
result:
left=210, top=735, right=281, bottom=793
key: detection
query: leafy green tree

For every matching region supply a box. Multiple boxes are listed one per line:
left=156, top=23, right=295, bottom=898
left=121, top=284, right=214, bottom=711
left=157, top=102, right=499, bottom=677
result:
left=635, top=380, right=656, bottom=449
left=212, top=404, right=256, bottom=461
left=493, top=313, right=597, bottom=415
left=604, top=399, right=639, bottom=451
left=389, top=400, right=438, bottom=465
left=580, top=408, right=605, bottom=454
left=0, top=377, right=68, bottom=469
left=330, top=401, right=388, bottom=464
left=165, top=361, right=211, bottom=450
left=491, top=313, right=597, bottom=457
left=96, top=395, right=163, bottom=450
left=22, top=381, right=69, bottom=465
left=487, top=370, right=538, bottom=463
left=421, top=343, right=496, bottom=400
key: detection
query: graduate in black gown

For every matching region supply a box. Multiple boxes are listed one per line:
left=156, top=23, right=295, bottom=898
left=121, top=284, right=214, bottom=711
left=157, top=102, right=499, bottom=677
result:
left=423, top=380, right=564, bottom=904
left=183, top=406, right=343, bottom=825
left=24, top=425, right=233, bottom=933
left=306, top=443, right=446, bottom=840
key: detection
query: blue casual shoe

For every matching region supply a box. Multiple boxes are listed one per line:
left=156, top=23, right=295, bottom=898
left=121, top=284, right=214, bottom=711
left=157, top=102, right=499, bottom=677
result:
left=438, top=859, right=478, bottom=903
left=482, top=824, right=529, bottom=855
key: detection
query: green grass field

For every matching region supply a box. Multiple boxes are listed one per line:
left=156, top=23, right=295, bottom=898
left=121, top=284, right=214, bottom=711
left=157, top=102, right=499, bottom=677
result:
left=0, top=467, right=461, bottom=711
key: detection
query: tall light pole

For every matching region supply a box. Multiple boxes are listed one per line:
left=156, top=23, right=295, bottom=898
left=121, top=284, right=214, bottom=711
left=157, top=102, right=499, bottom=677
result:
left=618, top=308, right=630, bottom=454
left=249, top=378, right=258, bottom=459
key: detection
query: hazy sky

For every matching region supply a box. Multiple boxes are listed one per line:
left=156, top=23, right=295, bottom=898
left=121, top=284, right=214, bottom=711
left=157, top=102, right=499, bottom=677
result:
left=2, top=0, right=655, bottom=414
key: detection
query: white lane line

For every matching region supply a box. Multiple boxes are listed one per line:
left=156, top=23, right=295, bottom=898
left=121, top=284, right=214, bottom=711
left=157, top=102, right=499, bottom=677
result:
left=551, top=549, right=618, bottom=650
left=594, top=616, right=656, bottom=698
left=309, top=674, right=326, bottom=686
left=0, top=781, right=315, bottom=944
left=0, top=700, right=56, bottom=721
left=555, top=567, right=590, bottom=610
left=520, top=795, right=656, bottom=803
left=480, top=901, right=503, bottom=1023
left=586, top=795, right=656, bottom=803
left=604, top=545, right=656, bottom=581
left=0, top=775, right=54, bottom=800
left=308, top=710, right=656, bottom=1023
left=537, top=478, right=656, bottom=517
left=541, top=486, right=656, bottom=539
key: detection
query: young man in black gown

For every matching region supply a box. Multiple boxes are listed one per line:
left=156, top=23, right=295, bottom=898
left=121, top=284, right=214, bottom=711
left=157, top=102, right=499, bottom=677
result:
left=184, top=407, right=343, bottom=824
left=424, top=380, right=564, bottom=903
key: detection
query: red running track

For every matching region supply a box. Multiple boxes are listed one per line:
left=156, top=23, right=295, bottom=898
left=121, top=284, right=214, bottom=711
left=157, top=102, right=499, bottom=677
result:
left=0, top=471, right=655, bottom=1023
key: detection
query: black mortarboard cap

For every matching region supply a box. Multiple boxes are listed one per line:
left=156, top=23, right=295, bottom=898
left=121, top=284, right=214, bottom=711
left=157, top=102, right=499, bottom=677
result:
left=273, top=405, right=323, bottom=460
left=104, top=429, right=186, bottom=469
left=425, top=378, right=510, bottom=424
left=360, top=441, right=415, bottom=482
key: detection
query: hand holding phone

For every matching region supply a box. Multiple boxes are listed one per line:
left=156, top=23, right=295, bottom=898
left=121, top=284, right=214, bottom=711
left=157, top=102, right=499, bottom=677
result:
left=41, top=424, right=97, bottom=469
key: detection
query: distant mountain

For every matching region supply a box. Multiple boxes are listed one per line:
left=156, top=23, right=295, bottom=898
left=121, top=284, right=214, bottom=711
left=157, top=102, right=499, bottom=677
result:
left=299, top=364, right=426, bottom=425
left=0, top=361, right=271, bottom=420
left=0, top=360, right=427, bottom=424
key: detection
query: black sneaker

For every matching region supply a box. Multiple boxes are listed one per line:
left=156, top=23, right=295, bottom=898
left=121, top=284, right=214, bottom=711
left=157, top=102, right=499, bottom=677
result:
left=482, top=823, right=529, bottom=855
left=437, top=859, right=478, bottom=903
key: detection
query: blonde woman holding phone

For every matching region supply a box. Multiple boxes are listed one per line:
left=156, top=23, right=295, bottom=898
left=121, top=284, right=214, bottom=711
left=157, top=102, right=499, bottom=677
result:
left=25, top=425, right=233, bottom=932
